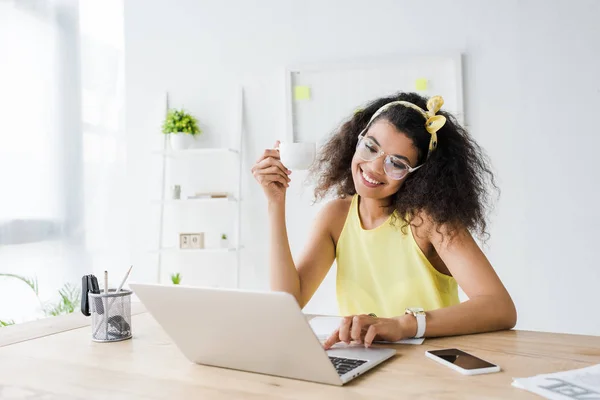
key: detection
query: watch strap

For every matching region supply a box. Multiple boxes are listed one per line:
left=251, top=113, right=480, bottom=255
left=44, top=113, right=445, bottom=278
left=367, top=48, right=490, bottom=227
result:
left=405, top=308, right=426, bottom=338
left=414, top=311, right=426, bottom=338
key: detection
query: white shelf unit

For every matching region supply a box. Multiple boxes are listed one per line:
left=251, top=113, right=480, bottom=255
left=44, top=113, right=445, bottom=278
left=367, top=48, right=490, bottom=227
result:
left=153, top=148, right=239, bottom=156
left=151, top=247, right=241, bottom=254
left=152, top=197, right=238, bottom=205
left=154, top=87, right=244, bottom=288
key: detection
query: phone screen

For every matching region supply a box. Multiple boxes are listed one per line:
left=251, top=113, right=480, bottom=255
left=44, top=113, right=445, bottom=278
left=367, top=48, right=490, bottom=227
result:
left=428, top=349, right=496, bottom=370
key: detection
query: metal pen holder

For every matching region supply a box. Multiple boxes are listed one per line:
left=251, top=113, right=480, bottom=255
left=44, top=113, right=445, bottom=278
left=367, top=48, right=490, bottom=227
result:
left=89, top=289, right=132, bottom=342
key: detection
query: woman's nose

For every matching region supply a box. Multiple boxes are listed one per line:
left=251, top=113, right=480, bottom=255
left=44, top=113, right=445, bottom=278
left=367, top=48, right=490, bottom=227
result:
left=370, top=155, right=386, bottom=176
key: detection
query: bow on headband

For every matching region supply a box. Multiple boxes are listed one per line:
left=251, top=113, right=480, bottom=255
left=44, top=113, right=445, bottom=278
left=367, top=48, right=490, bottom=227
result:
left=361, top=95, right=447, bottom=159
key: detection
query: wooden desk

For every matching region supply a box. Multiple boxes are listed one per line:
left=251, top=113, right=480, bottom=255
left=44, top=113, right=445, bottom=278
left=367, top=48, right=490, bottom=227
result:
left=0, top=307, right=598, bottom=399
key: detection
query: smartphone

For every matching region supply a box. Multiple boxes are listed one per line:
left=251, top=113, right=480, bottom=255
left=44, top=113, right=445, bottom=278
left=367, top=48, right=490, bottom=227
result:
left=425, top=348, right=500, bottom=375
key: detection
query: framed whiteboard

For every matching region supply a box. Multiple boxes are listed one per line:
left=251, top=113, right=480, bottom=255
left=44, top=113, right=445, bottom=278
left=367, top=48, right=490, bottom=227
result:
left=284, top=55, right=464, bottom=145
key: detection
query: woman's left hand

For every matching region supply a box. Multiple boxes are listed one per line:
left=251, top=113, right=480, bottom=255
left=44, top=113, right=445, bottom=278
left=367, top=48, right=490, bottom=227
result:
left=323, top=314, right=414, bottom=349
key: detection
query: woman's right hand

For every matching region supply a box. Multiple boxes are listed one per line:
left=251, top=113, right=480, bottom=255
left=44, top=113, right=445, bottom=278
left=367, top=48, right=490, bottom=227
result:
left=251, top=140, right=291, bottom=204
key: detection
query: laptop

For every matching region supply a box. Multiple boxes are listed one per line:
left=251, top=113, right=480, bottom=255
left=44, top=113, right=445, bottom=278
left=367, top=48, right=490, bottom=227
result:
left=129, top=283, right=395, bottom=386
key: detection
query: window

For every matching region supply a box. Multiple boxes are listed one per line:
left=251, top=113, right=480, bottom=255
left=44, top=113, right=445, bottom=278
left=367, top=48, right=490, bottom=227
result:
left=0, top=0, right=126, bottom=324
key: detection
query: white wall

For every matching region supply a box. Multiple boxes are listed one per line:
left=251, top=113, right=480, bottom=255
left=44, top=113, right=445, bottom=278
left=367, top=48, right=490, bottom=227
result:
left=124, top=0, right=600, bottom=335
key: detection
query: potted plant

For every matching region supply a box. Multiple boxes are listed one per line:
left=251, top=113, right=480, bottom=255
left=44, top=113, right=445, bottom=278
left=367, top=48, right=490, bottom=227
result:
left=220, top=233, right=229, bottom=249
left=162, top=108, right=202, bottom=150
left=170, top=272, right=182, bottom=285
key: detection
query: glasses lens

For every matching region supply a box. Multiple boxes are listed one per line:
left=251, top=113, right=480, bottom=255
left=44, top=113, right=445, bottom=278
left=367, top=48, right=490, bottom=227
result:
left=384, top=156, right=409, bottom=180
left=357, top=137, right=379, bottom=161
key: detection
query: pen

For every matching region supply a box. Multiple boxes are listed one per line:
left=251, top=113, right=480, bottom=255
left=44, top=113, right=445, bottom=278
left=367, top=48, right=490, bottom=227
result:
left=115, top=265, right=133, bottom=294
left=106, top=265, right=134, bottom=312
left=103, top=270, right=109, bottom=339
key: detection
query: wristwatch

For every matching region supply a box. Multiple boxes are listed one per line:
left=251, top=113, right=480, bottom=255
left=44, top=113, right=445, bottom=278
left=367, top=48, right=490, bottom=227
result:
left=405, top=307, right=426, bottom=338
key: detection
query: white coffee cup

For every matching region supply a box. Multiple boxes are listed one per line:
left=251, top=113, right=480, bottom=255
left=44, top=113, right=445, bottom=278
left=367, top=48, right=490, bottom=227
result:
left=278, top=142, right=316, bottom=170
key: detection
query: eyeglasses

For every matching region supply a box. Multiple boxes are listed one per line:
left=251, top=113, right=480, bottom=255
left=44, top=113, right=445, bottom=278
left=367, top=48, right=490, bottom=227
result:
left=355, top=134, right=422, bottom=180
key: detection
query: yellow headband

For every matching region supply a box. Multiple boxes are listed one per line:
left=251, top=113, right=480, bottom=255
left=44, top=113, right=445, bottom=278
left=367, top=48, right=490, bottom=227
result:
left=361, top=95, right=447, bottom=159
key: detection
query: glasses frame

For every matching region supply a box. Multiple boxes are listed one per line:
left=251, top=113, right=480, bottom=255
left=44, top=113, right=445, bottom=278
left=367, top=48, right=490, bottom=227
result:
left=356, top=131, right=423, bottom=181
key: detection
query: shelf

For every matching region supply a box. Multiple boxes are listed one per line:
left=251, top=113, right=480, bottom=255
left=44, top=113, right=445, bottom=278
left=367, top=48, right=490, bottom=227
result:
left=152, top=197, right=238, bottom=205
left=152, top=247, right=242, bottom=254
left=155, top=87, right=245, bottom=288
left=154, top=148, right=239, bottom=157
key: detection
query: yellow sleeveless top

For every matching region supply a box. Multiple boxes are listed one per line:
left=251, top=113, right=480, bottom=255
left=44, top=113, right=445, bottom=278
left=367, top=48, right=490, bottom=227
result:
left=336, top=195, right=459, bottom=317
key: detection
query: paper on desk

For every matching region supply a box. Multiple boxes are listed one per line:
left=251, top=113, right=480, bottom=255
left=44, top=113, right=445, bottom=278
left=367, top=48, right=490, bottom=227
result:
left=309, top=316, right=425, bottom=345
left=512, top=363, right=600, bottom=399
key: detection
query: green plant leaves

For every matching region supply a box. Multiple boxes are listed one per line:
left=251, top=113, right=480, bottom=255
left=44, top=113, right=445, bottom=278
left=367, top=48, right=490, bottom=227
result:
left=162, top=109, right=201, bottom=135
left=170, top=272, right=182, bottom=285
left=0, top=273, right=39, bottom=296
left=0, top=274, right=80, bottom=323
left=44, top=283, right=80, bottom=317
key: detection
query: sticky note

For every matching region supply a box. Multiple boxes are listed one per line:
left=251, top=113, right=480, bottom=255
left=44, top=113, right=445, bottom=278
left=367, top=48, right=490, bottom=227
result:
left=415, top=78, right=428, bottom=91
left=294, top=86, right=311, bottom=101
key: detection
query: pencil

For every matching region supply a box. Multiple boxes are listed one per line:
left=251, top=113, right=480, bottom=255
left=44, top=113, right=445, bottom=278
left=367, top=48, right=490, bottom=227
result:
left=104, top=270, right=108, bottom=294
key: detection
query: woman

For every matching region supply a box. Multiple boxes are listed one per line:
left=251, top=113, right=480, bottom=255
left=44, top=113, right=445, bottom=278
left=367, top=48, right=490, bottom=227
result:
left=251, top=92, right=516, bottom=349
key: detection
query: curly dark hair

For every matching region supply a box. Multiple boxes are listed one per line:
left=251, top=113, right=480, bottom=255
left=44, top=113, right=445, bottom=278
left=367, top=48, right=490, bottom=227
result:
left=309, top=92, right=497, bottom=240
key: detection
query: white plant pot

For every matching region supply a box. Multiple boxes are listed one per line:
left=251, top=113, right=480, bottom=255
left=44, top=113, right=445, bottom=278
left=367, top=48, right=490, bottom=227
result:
left=220, top=239, right=229, bottom=249
left=169, top=133, right=196, bottom=150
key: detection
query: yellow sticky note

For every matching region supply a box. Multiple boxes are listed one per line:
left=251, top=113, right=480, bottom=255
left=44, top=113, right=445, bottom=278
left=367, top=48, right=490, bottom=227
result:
left=415, top=78, right=428, bottom=91
left=294, top=86, right=311, bottom=101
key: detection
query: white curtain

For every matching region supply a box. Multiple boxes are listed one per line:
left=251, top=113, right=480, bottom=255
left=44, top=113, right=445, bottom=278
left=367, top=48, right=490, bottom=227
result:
left=0, top=0, right=127, bottom=323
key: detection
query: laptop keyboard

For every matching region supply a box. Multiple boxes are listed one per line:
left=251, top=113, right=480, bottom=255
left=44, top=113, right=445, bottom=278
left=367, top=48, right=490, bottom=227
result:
left=329, top=356, right=367, bottom=376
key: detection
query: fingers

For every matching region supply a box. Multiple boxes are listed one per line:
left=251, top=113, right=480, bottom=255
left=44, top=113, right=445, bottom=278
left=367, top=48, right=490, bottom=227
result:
left=252, top=156, right=291, bottom=177
left=257, top=161, right=290, bottom=181
left=253, top=167, right=289, bottom=187
left=255, top=140, right=282, bottom=163
left=264, top=166, right=290, bottom=182
left=251, top=155, right=292, bottom=189
left=257, top=174, right=289, bottom=188
left=255, top=148, right=281, bottom=164
left=325, top=324, right=378, bottom=349
left=336, top=315, right=376, bottom=346
left=323, top=328, right=340, bottom=350
left=323, top=316, right=392, bottom=350
left=338, top=316, right=353, bottom=344
left=351, top=315, right=374, bottom=344
left=259, top=156, right=290, bottom=175
left=363, top=324, right=380, bottom=348
left=351, top=315, right=364, bottom=343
